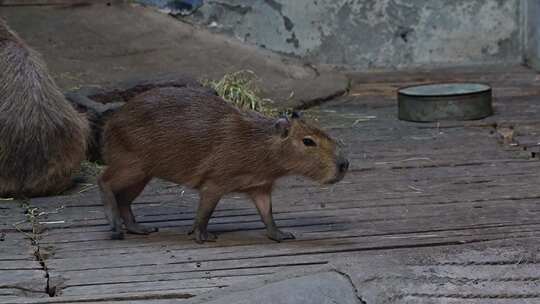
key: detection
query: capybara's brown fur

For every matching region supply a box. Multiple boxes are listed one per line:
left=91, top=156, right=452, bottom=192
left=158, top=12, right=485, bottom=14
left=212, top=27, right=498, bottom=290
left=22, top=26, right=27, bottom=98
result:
left=99, top=87, right=348, bottom=242
left=0, top=18, right=89, bottom=197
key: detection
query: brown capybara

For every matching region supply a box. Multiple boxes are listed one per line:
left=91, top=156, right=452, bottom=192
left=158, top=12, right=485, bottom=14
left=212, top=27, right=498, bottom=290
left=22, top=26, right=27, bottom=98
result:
left=99, top=87, right=349, bottom=242
left=0, top=18, right=89, bottom=197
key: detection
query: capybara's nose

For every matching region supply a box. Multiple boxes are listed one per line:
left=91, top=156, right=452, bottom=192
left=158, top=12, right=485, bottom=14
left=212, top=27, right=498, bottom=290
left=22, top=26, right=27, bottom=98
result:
left=338, top=159, right=349, bottom=173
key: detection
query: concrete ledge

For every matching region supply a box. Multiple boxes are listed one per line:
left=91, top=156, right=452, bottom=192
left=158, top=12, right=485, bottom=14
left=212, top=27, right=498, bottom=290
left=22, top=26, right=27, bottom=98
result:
left=0, top=2, right=348, bottom=110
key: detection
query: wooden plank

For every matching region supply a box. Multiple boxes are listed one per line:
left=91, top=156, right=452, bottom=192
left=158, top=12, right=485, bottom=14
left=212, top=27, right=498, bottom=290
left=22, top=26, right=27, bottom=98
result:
left=38, top=195, right=540, bottom=243
left=42, top=227, right=540, bottom=278
left=41, top=231, right=540, bottom=299
left=0, top=240, right=48, bottom=301
left=59, top=274, right=266, bottom=297
left=5, top=66, right=540, bottom=302
left=0, top=200, right=27, bottom=230
left=0, top=203, right=48, bottom=300
left=1, top=290, right=195, bottom=304
left=0, top=0, right=124, bottom=6
left=35, top=168, right=540, bottom=242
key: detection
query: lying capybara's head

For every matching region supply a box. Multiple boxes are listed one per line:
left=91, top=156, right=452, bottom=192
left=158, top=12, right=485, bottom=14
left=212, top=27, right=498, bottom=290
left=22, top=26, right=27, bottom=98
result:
left=0, top=18, right=12, bottom=42
left=0, top=17, right=27, bottom=48
left=274, top=112, right=349, bottom=184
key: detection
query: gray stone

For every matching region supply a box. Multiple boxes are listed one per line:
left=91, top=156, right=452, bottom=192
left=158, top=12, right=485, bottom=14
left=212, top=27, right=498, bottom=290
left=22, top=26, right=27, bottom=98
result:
left=194, top=272, right=362, bottom=304
left=332, top=245, right=540, bottom=304
left=525, top=0, right=540, bottom=70
left=157, top=0, right=523, bottom=69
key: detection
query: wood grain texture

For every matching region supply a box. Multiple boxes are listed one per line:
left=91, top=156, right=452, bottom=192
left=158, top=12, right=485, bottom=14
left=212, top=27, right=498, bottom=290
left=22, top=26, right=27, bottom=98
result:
left=3, top=65, right=540, bottom=303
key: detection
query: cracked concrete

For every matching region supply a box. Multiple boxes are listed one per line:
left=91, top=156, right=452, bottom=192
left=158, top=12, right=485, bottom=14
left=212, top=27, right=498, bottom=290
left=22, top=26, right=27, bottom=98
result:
left=186, top=271, right=363, bottom=304
left=168, top=257, right=364, bottom=304
left=141, top=0, right=523, bottom=68
left=329, top=244, right=540, bottom=304
left=332, top=269, right=368, bottom=304
left=525, top=0, right=540, bottom=70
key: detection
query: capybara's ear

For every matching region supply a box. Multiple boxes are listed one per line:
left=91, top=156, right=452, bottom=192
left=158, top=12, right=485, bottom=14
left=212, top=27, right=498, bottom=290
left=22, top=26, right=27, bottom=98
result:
left=274, top=117, right=291, bottom=138
left=291, top=111, right=302, bottom=120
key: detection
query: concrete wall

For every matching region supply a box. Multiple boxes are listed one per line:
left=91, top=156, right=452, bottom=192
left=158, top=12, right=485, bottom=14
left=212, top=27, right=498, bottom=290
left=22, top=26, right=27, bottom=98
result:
left=138, top=0, right=523, bottom=69
left=525, top=0, right=540, bottom=70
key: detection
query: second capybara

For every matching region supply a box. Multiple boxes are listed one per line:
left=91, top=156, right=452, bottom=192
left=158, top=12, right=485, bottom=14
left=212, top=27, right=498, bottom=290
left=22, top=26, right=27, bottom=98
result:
left=0, top=18, right=89, bottom=198
left=99, top=87, right=349, bottom=242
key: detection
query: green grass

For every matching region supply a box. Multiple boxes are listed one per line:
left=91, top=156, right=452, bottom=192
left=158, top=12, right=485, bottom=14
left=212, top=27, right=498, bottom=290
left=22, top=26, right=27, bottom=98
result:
left=206, top=70, right=278, bottom=116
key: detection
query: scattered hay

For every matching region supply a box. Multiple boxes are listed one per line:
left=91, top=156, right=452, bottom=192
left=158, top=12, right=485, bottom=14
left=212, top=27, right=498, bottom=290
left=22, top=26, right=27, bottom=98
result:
left=68, top=160, right=104, bottom=194
left=79, top=160, right=104, bottom=178
left=206, top=70, right=278, bottom=116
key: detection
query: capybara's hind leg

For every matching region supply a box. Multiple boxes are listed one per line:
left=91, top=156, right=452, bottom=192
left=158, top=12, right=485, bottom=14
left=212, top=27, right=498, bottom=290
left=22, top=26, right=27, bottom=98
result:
left=98, top=170, right=124, bottom=240
left=116, top=178, right=159, bottom=235
left=98, top=163, right=147, bottom=240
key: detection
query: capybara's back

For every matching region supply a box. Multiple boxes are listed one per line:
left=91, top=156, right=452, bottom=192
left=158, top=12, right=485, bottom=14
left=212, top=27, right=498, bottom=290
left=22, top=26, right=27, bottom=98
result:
left=0, top=18, right=89, bottom=197
left=103, top=86, right=348, bottom=189
left=102, top=87, right=273, bottom=189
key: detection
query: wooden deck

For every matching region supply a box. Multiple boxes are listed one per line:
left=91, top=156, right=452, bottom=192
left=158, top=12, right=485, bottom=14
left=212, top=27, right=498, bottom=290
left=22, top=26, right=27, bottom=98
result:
left=2, top=66, right=540, bottom=303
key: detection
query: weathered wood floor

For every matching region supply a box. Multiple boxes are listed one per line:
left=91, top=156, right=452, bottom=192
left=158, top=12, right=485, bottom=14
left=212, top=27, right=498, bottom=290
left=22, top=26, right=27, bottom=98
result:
left=2, top=66, right=540, bottom=303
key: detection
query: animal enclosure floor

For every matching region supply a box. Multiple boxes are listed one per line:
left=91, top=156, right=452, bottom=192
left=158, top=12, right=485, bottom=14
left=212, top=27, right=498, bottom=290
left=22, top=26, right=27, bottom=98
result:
left=2, top=65, right=540, bottom=304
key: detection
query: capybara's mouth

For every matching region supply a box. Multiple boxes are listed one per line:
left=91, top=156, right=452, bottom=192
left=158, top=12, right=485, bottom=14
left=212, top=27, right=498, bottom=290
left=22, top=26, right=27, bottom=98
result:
left=323, top=159, right=349, bottom=184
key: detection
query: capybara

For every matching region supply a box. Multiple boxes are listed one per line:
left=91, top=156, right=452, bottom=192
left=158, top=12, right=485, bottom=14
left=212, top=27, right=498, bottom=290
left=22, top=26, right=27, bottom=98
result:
left=99, top=87, right=349, bottom=242
left=0, top=18, right=89, bottom=197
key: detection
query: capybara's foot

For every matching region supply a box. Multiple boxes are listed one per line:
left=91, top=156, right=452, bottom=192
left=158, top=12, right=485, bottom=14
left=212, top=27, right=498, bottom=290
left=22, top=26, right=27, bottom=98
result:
left=267, top=229, right=295, bottom=242
left=125, top=223, right=159, bottom=235
left=189, top=228, right=217, bottom=244
left=111, top=230, right=125, bottom=240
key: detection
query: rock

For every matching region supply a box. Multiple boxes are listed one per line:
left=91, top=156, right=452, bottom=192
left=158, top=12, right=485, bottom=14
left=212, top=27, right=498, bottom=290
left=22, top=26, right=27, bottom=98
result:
left=192, top=272, right=362, bottom=304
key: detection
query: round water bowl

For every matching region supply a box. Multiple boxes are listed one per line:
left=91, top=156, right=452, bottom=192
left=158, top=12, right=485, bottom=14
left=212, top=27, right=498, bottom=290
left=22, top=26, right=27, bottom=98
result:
left=397, top=83, right=493, bottom=122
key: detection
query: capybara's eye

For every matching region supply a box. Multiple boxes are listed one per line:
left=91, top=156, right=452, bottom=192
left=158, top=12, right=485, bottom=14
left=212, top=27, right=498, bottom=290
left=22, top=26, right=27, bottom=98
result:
left=302, top=138, right=317, bottom=147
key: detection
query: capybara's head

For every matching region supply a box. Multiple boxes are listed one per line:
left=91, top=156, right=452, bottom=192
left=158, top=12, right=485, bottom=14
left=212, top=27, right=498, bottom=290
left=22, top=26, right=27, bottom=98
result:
left=0, top=17, right=24, bottom=46
left=274, top=112, right=349, bottom=184
left=0, top=18, right=11, bottom=40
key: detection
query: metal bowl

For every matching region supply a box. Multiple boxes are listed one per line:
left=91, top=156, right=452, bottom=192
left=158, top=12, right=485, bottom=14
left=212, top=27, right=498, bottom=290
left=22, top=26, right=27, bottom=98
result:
left=397, top=83, right=493, bottom=122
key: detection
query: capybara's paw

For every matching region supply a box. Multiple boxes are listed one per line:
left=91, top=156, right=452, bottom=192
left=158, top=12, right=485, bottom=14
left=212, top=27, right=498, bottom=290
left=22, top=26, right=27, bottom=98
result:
left=267, top=229, right=295, bottom=242
left=189, top=229, right=217, bottom=244
left=125, top=223, right=159, bottom=235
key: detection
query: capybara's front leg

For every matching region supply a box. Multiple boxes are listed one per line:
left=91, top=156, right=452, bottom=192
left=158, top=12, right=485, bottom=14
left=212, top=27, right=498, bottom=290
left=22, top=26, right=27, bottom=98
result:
left=249, top=186, right=295, bottom=242
left=121, top=207, right=159, bottom=235
left=189, top=188, right=222, bottom=244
